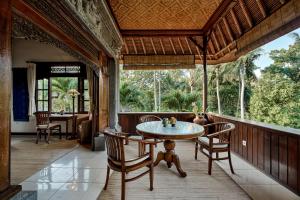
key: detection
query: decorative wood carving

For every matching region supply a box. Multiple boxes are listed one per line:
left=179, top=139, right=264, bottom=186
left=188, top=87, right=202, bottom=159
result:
left=12, top=14, right=99, bottom=74
left=64, top=0, right=122, bottom=57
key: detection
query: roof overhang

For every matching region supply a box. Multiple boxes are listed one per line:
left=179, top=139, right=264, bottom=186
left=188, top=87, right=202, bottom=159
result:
left=106, top=0, right=300, bottom=67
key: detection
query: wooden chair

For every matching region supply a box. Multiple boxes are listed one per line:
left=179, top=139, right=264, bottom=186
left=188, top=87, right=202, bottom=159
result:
left=34, top=112, right=61, bottom=144
left=195, top=122, right=235, bottom=175
left=102, top=129, right=157, bottom=200
left=139, top=115, right=162, bottom=123
left=138, top=115, right=162, bottom=151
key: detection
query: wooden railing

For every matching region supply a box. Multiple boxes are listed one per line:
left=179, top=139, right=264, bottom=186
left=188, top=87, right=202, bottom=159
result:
left=209, top=113, right=300, bottom=196
left=118, top=112, right=300, bottom=195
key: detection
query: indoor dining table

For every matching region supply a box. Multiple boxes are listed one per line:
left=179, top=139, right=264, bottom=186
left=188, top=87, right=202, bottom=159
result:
left=136, top=121, right=204, bottom=177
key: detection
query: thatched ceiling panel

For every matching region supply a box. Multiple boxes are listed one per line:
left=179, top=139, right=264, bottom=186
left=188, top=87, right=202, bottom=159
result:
left=107, top=0, right=223, bottom=30
left=116, top=0, right=299, bottom=65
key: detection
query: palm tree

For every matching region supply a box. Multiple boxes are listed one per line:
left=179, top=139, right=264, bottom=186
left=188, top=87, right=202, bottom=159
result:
left=218, top=49, right=261, bottom=118
left=51, top=77, right=78, bottom=112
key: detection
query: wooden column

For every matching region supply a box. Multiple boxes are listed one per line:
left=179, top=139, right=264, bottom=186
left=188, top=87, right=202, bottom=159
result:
left=99, top=52, right=109, bottom=130
left=202, top=35, right=208, bottom=112
left=0, top=0, right=21, bottom=198
left=0, top=0, right=12, bottom=192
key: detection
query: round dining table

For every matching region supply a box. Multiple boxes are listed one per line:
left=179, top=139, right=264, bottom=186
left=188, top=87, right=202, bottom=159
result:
left=136, top=121, right=204, bottom=177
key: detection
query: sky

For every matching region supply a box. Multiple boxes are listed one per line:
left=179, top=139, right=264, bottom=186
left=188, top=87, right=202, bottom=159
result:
left=254, top=27, right=300, bottom=77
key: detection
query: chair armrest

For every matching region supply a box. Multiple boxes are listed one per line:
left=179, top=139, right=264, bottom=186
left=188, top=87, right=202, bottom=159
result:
left=127, top=137, right=163, bottom=145
left=125, top=153, right=150, bottom=163
left=206, top=129, right=230, bottom=138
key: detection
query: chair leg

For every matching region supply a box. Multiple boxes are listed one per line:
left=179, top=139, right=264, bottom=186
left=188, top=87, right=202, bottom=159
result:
left=46, top=130, right=50, bottom=144
left=216, top=152, right=219, bottom=159
left=121, top=172, right=126, bottom=200
left=228, top=150, right=235, bottom=174
left=194, top=141, right=198, bottom=160
left=149, top=164, right=153, bottom=191
left=59, top=126, right=62, bottom=139
left=36, top=130, right=40, bottom=144
left=104, top=166, right=110, bottom=190
left=208, top=153, right=213, bottom=175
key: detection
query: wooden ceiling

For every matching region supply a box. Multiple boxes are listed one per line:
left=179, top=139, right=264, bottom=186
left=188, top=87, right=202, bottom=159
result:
left=106, top=0, right=298, bottom=65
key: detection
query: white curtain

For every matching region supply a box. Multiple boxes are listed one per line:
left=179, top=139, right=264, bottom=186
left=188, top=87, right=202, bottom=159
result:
left=86, top=66, right=93, bottom=113
left=27, top=62, right=36, bottom=116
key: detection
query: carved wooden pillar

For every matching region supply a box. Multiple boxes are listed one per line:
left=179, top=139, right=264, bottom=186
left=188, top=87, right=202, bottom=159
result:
left=0, top=0, right=12, bottom=193
left=0, top=0, right=21, bottom=198
left=99, top=52, right=109, bottom=130
left=202, top=35, right=208, bottom=112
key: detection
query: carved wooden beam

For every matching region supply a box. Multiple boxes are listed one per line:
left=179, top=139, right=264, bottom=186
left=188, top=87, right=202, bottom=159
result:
left=131, top=38, right=137, bottom=54
left=159, top=38, right=165, bottom=54
left=140, top=38, right=146, bottom=54
left=121, top=29, right=203, bottom=37
left=177, top=38, right=185, bottom=54
left=169, top=38, right=177, bottom=54
left=223, top=18, right=234, bottom=42
left=230, top=9, right=242, bottom=36
left=239, top=0, right=253, bottom=28
left=150, top=38, right=157, bottom=54
left=216, top=24, right=227, bottom=47
left=185, top=37, right=193, bottom=55
left=256, top=0, right=267, bottom=18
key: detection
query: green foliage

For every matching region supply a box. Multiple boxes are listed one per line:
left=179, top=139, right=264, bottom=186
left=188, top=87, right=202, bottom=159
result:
left=119, top=32, right=300, bottom=129
left=249, top=73, right=300, bottom=128
left=51, top=77, right=78, bottom=112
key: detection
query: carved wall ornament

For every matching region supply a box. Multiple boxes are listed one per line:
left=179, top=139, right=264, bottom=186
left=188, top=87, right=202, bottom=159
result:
left=63, top=0, right=123, bottom=58
left=13, top=14, right=99, bottom=76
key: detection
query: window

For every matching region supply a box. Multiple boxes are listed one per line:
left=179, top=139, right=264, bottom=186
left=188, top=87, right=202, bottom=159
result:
left=35, top=63, right=89, bottom=113
left=83, top=80, right=90, bottom=112
left=37, top=79, right=49, bottom=111
left=51, top=77, right=79, bottom=113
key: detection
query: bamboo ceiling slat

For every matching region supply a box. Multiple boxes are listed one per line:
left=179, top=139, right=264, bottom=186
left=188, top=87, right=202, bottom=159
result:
left=110, top=0, right=296, bottom=65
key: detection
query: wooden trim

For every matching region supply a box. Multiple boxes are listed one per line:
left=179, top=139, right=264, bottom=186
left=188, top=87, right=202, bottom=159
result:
left=185, top=37, right=193, bottom=55
left=131, top=38, right=137, bottom=54
left=169, top=38, right=177, bottom=54
left=239, top=0, right=253, bottom=28
left=140, top=38, right=146, bottom=55
left=177, top=38, right=185, bottom=54
left=223, top=18, right=234, bottom=42
left=256, top=0, right=267, bottom=18
left=230, top=9, right=242, bottom=36
left=124, top=40, right=129, bottom=54
left=150, top=38, right=157, bottom=54
left=121, top=30, right=203, bottom=37
left=12, top=0, right=99, bottom=66
left=159, top=38, right=165, bottom=55
left=216, top=24, right=227, bottom=47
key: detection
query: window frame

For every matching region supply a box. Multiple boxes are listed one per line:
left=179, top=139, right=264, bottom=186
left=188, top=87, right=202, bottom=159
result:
left=35, top=62, right=88, bottom=114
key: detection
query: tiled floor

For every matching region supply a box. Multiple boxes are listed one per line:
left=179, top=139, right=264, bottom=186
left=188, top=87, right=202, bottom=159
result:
left=20, top=146, right=110, bottom=200
left=217, top=153, right=300, bottom=200
left=11, top=135, right=78, bottom=184
left=17, top=138, right=300, bottom=200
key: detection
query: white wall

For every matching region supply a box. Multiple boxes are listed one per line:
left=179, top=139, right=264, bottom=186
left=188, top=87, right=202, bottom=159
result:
left=11, top=38, right=78, bottom=133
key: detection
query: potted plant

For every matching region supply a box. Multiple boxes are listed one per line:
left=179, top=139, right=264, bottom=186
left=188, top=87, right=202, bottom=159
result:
left=192, top=102, right=208, bottom=125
